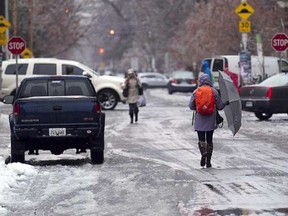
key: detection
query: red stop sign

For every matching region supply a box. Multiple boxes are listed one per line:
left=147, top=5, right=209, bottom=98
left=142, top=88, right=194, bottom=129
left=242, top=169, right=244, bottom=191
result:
left=271, top=33, right=288, bottom=52
left=7, top=36, right=26, bottom=55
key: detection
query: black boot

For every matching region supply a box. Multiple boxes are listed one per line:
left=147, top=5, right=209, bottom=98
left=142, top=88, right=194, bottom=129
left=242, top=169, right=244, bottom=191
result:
left=206, top=143, right=213, bottom=168
left=198, top=141, right=207, bottom=167
left=135, top=112, right=138, bottom=122
left=129, top=113, right=134, bottom=124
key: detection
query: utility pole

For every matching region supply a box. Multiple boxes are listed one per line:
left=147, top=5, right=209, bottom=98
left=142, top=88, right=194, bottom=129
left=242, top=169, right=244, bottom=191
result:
left=5, top=0, right=10, bottom=60
left=28, top=0, right=33, bottom=51
left=12, top=0, right=17, bottom=36
left=235, top=0, right=254, bottom=84
left=0, top=0, right=4, bottom=63
left=241, top=0, right=248, bottom=52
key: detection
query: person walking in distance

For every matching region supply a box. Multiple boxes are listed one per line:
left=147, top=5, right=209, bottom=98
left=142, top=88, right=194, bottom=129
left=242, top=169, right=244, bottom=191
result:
left=124, top=69, right=142, bottom=123
left=188, top=74, right=229, bottom=168
left=201, top=60, right=214, bottom=85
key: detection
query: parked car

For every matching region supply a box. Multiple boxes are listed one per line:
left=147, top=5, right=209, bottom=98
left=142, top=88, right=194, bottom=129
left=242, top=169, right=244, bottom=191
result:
left=167, top=71, right=197, bottom=94
left=3, top=75, right=105, bottom=164
left=0, top=58, right=126, bottom=110
left=138, top=72, right=169, bottom=88
left=240, top=73, right=288, bottom=120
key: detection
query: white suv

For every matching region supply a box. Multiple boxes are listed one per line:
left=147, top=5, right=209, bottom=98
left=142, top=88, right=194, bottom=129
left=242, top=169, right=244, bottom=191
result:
left=0, top=58, right=126, bottom=110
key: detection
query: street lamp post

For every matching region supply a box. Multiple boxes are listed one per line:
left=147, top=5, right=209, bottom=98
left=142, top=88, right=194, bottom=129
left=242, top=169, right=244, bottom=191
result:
left=5, top=0, right=10, bottom=60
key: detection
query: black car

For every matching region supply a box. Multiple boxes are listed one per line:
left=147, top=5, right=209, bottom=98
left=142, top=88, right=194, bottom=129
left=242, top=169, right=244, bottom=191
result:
left=240, top=73, right=288, bottom=120
left=167, top=71, right=197, bottom=94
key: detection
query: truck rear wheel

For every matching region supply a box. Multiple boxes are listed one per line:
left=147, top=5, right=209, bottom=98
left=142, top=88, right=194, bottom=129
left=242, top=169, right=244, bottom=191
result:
left=90, top=132, right=104, bottom=164
left=91, top=150, right=104, bottom=164
left=11, top=135, right=25, bottom=163
left=254, top=112, right=273, bottom=121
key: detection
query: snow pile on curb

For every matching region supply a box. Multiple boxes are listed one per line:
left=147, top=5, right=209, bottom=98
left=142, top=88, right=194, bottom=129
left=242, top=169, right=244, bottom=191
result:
left=0, top=157, right=38, bottom=214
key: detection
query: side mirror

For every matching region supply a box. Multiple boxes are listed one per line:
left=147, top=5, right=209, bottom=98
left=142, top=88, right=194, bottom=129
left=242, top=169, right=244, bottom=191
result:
left=3, top=95, right=14, bottom=104
left=83, top=71, right=92, bottom=78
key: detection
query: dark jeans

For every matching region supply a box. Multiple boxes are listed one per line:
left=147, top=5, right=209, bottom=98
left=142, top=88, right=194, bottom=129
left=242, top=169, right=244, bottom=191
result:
left=129, top=103, right=138, bottom=114
left=197, top=130, right=214, bottom=144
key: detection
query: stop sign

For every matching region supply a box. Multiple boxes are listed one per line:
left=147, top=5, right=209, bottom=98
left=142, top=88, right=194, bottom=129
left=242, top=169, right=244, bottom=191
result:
left=7, top=36, right=26, bottom=55
left=271, top=33, right=288, bottom=52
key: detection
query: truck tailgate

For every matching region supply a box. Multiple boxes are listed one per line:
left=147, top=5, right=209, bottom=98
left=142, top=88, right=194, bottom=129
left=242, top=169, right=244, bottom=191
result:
left=15, top=96, right=100, bottom=125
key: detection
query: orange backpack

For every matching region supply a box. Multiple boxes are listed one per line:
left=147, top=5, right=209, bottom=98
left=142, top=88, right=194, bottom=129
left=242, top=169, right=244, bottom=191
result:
left=195, top=85, right=215, bottom=115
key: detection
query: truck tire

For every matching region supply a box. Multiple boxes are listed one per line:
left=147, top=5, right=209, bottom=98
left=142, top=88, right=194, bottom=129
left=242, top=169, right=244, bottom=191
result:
left=11, top=135, right=25, bottom=163
left=91, top=149, right=104, bottom=164
left=90, top=114, right=105, bottom=164
left=98, top=89, right=118, bottom=110
left=254, top=112, right=273, bottom=121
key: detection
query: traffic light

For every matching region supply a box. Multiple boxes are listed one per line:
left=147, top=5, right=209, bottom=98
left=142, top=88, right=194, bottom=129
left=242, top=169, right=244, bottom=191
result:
left=98, top=48, right=104, bottom=55
left=109, top=29, right=115, bottom=35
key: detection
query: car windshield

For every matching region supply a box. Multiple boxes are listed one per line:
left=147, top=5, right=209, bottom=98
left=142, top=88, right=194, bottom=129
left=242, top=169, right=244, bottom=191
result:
left=173, top=71, right=195, bottom=79
left=258, top=73, right=288, bottom=86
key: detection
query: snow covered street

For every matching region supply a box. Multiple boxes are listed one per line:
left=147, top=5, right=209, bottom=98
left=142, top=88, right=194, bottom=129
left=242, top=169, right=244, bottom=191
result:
left=0, top=89, right=288, bottom=216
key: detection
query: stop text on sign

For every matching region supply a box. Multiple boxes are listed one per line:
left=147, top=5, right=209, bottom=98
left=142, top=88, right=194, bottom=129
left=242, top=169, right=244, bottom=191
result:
left=271, top=33, right=288, bottom=52
left=272, top=39, right=288, bottom=47
left=7, top=36, right=26, bottom=55
left=8, top=41, right=25, bottom=50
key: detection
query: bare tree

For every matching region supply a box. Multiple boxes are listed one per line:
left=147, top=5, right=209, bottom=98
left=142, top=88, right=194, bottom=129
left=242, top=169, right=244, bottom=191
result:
left=170, top=0, right=286, bottom=69
left=9, top=0, right=91, bottom=57
left=9, top=0, right=286, bottom=72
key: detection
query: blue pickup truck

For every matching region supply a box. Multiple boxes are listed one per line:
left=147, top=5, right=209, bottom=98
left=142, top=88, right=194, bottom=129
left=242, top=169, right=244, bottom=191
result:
left=3, top=75, right=105, bottom=164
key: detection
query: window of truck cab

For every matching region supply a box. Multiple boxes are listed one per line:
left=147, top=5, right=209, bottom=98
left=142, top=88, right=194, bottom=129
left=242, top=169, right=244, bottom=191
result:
left=212, top=59, right=224, bottom=71
left=48, top=79, right=94, bottom=96
left=19, top=79, right=94, bottom=98
left=280, top=60, right=288, bottom=72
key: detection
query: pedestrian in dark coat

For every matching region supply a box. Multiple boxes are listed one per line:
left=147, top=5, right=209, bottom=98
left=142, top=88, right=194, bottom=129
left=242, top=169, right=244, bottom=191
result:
left=188, top=74, right=229, bottom=168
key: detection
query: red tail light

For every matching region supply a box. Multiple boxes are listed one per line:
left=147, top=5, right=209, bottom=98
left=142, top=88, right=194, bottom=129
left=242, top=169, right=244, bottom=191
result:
left=266, top=88, right=272, bottom=99
left=13, top=103, right=20, bottom=116
left=94, top=102, right=102, bottom=113
left=170, top=79, right=177, bottom=84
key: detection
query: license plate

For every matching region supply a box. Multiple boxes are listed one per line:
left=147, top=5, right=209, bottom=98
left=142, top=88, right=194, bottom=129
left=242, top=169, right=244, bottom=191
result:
left=49, top=128, right=66, bottom=136
left=246, top=101, right=253, bottom=107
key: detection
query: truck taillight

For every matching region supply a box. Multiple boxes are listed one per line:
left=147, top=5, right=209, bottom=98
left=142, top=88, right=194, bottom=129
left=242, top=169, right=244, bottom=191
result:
left=13, top=103, right=20, bottom=116
left=266, top=88, right=272, bottom=99
left=94, top=102, right=102, bottom=113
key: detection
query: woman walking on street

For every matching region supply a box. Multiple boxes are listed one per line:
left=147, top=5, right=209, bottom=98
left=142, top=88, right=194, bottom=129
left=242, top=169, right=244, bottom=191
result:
left=188, top=74, right=229, bottom=168
left=123, top=69, right=142, bottom=124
